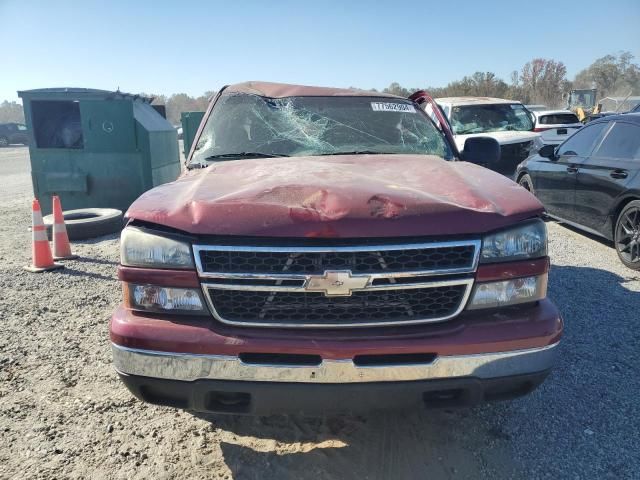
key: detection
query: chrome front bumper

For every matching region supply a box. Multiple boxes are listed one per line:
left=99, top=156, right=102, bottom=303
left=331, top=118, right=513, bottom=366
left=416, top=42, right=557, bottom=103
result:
left=112, top=342, right=559, bottom=384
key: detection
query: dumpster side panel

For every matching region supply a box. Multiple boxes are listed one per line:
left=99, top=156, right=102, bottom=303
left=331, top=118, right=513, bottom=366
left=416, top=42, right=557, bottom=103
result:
left=149, top=131, right=181, bottom=186
left=82, top=152, right=145, bottom=211
left=134, top=102, right=181, bottom=188
left=135, top=127, right=154, bottom=191
left=80, top=100, right=136, bottom=153
left=180, top=111, right=205, bottom=157
left=30, top=149, right=144, bottom=215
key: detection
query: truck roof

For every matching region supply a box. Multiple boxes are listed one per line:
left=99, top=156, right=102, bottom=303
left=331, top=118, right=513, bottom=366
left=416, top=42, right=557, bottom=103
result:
left=436, top=97, right=519, bottom=106
left=224, top=81, right=402, bottom=99
left=533, top=109, right=578, bottom=117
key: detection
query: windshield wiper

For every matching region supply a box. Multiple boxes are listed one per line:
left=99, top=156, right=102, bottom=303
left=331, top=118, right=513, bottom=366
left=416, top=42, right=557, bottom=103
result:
left=203, top=152, right=289, bottom=161
left=316, top=150, right=389, bottom=156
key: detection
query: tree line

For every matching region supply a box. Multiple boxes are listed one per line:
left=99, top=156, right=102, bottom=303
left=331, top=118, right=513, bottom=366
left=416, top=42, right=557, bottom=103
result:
left=380, top=51, right=639, bottom=109
left=2, top=51, right=638, bottom=125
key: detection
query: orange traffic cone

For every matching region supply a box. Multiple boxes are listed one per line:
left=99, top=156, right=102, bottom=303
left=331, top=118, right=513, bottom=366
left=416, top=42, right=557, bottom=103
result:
left=24, top=199, right=64, bottom=273
left=51, top=195, right=78, bottom=260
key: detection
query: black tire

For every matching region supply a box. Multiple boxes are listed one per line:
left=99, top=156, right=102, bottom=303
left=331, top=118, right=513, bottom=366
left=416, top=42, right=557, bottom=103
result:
left=0, top=136, right=9, bottom=147
left=614, top=200, right=640, bottom=271
left=518, top=173, right=535, bottom=195
left=44, top=208, right=123, bottom=240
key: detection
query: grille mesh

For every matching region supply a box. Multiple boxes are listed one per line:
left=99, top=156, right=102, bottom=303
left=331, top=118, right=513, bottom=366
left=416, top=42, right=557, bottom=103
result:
left=208, top=285, right=467, bottom=326
left=199, top=245, right=475, bottom=275
left=498, top=141, right=534, bottom=175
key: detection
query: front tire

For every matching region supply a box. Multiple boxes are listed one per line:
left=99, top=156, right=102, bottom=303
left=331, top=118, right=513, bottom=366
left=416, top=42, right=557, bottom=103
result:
left=518, top=173, right=535, bottom=195
left=615, top=200, right=640, bottom=270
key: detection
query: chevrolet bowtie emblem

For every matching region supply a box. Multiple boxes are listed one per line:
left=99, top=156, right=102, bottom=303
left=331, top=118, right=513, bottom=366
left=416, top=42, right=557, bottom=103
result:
left=305, top=270, right=370, bottom=296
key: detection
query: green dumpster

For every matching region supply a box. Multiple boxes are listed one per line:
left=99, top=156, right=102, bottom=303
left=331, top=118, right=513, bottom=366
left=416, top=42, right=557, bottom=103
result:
left=180, top=111, right=205, bottom=157
left=17, top=88, right=181, bottom=215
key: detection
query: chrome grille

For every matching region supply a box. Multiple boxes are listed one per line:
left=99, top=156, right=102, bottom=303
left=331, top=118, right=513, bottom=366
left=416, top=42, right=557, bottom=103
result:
left=194, top=240, right=480, bottom=328
left=499, top=141, right=534, bottom=176
left=208, top=285, right=468, bottom=326
left=198, top=244, right=476, bottom=274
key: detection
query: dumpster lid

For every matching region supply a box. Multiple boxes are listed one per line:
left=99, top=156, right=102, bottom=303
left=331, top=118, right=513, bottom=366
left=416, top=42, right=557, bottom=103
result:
left=133, top=102, right=175, bottom=132
left=18, top=88, right=153, bottom=103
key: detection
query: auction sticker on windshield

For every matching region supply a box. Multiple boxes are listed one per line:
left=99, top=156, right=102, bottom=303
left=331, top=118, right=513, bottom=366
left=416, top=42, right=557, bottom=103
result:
left=371, top=102, right=416, bottom=113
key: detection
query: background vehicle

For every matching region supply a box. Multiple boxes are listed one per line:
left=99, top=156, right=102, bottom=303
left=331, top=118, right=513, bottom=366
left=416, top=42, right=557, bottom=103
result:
left=533, top=110, right=583, bottom=146
left=0, top=122, right=29, bottom=147
left=424, top=97, right=540, bottom=177
left=526, top=105, right=549, bottom=112
left=566, top=88, right=599, bottom=122
left=517, top=113, right=640, bottom=270
left=111, top=81, right=561, bottom=416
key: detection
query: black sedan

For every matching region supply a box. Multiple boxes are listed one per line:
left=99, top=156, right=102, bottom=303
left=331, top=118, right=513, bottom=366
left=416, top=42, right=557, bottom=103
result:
left=0, top=123, right=29, bottom=147
left=516, top=113, right=640, bottom=270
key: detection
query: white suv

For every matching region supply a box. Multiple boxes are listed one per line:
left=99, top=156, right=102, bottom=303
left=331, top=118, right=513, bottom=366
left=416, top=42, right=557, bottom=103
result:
left=532, top=110, right=582, bottom=145
left=424, top=97, right=541, bottom=177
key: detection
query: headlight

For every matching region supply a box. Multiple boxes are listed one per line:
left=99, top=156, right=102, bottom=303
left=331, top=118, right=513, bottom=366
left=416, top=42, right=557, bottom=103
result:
left=467, top=275, right=547, bottom=310
left=481, top=220, right=547, bottom=263
left=124, top=284, right=204, bottom=313
left=121, top=227, right=193, bottom=269
left=531, top=135, right=545, bottom=154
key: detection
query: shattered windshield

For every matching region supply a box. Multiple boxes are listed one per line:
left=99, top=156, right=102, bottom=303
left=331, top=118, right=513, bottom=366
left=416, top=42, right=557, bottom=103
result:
left=450, top=104, right=534, bottom=135
left=190, top=93, right=452, bottom=166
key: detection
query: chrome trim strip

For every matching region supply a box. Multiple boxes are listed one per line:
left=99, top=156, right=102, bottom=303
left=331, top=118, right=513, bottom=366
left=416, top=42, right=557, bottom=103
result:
left=112, top=342, right=559, bottom=384
left=193, top=239, right=482, bottom=278
left=195, top=267, right=477, bottom=281
left=194, top=240, right=482, bottom=254
left=203, top=278, right=472, bottom=292
left=201, top=278, right=474, bottom=328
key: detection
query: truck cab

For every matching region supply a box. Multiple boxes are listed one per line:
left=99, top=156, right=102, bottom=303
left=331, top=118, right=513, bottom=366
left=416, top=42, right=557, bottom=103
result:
left=424, top=97, right=541, bottom=178
left=566, top=88, right=599, bottom=122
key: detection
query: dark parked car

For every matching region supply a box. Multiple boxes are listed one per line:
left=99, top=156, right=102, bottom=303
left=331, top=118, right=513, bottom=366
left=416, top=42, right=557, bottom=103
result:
left=517, top=113, right=640, bottom=270
left=0, top=122, right=29, bottom=147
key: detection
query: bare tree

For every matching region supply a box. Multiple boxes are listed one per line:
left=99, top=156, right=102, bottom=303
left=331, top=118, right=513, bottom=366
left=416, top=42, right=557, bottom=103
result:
left=382, top=82, right=414, bottom=97
left=0, top=101, right=25, bottom=123
left=574, top=51, right=640, bottom=97
left=427, top=72, right=509, bottom=99
left=520, top=58, right=568, bottom=107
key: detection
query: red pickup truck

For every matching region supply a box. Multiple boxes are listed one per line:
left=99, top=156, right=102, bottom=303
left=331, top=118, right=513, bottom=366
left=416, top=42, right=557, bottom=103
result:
left=111, top=82, right=562, bottom=415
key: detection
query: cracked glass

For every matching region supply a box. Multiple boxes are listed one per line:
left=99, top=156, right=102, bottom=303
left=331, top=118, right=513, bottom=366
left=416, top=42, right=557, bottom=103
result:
left=190, top=93, right=452, bottom=166
left=450, top=104, right=534, bottom=135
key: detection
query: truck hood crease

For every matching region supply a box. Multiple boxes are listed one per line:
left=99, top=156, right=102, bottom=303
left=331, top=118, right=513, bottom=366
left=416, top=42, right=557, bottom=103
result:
left=126, top=154, right=543, bottom=237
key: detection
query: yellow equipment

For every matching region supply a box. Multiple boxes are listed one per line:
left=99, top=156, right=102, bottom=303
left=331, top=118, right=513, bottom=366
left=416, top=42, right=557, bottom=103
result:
left=567, top=89, right=598, bottom=122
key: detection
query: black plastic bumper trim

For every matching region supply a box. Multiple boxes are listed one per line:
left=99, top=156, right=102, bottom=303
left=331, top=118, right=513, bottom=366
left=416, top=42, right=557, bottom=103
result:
left=118, top=370, right=550, bottom=416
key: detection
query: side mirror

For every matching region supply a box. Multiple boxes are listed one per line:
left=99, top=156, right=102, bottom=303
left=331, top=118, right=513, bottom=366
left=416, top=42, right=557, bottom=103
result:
left=461, top=137, right=500, bottom=169
left=539, top=144, right=556, bottom=159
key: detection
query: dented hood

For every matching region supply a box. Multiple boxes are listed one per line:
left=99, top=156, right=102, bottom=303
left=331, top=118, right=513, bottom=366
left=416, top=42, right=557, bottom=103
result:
left=126, top=154, right=543, bottom=238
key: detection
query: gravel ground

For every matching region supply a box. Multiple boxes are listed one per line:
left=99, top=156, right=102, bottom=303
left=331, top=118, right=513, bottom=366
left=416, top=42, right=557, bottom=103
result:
left=0, top=146, right=638, bottom=479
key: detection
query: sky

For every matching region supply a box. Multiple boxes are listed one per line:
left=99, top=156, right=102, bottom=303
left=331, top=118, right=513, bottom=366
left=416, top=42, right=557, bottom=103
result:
left=1, top=0, right=639, bottom=103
